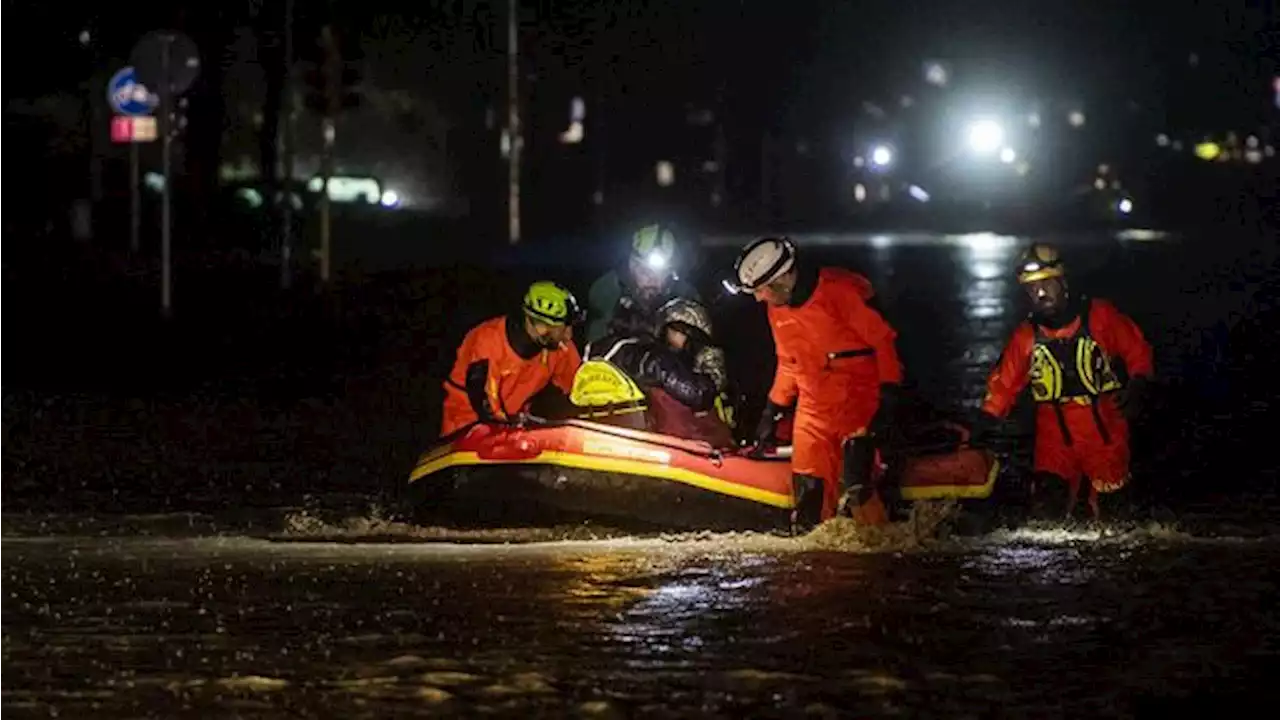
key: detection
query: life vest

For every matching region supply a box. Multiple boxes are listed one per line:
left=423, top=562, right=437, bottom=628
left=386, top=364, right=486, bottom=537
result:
left=568, top=358, right=648, bottom=425
left=588, top=336, right=739, bottom=430
left=1028, top=298, right=1124, bottom=445
left=712, top=394, right=736, bottom=429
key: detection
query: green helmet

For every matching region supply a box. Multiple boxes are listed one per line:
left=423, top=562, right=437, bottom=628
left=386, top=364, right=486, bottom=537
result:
left=522, top=281, right=583, bottom=326
left=630, top=224, right=677, bottom=273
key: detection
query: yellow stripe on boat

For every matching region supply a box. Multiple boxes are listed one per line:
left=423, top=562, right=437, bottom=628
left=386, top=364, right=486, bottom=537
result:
left=410, top=450, right=795, bottom=509
left=898, top=456, right=1000, bottom=501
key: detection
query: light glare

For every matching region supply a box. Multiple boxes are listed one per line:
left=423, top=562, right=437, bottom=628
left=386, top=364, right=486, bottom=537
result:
left=967, top=120, right=1004, bottom=154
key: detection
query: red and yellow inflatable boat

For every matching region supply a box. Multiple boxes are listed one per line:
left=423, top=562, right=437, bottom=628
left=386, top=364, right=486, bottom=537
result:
left=406, top=417, right=998, bottom=532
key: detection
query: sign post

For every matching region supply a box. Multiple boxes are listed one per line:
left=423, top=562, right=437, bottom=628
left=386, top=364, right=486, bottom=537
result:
left=106, top=66, right=158, bottom=254
left=507, top=0, right=522, bottom=245
left=130, top=31, right=200, bottom=318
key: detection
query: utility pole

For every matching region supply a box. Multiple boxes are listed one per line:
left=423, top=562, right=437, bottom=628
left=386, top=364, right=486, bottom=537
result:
left=159, top=34, right=174, bottom=316
left=280, top=0, right=295, bottom=289
left=318, top=25, right=339, bottom=282
left=506, top=0, right=522, bottom=244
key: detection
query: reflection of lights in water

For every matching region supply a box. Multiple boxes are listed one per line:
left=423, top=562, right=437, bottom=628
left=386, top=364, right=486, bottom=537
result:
left=956, top=232, right=1017, bottom=259
left=854, top=183, right=867, bottom=202
left=870, top=234, right=892, bottom=249
left=959, top=236, right=1015, bottom=321
left=968, top=301, right=1003, bottom=319
left=908, top=185, right=930, bottom=202
left=1115, top=229, right=1172, bottom=242
left=967, top=539, right=1098, bottom=585
left=610, top=565, right=770, bottom=656
left=970, top=261, right=1002, bottom=280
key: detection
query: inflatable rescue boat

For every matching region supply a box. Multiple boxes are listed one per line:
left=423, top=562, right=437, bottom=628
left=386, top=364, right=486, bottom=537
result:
left=405, top=359, right=999, bottom=532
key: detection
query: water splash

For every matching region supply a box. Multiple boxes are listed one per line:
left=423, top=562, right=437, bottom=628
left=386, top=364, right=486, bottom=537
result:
left=274, top=500, right=966, bottom=553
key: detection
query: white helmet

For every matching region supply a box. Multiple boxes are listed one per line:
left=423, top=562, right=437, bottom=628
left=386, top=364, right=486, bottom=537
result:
left=731, top=237, right=797, bottom=292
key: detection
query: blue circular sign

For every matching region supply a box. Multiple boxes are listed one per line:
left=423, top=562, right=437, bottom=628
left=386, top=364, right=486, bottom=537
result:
left=107, top=66, right=157, bottom=116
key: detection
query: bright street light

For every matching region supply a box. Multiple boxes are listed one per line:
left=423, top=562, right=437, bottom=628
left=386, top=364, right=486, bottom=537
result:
left=967, top=120, right=1004, bottom=154
left=870, top=145, right=893, bottom=168
left=999, top=147, right=1017, bottom=164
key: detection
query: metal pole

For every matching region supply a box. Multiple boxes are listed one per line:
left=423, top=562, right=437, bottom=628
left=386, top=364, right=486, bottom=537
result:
left=507, top=0, right=521, bottom=244
left=320, top=117, right=333, bottom=283
left=160, top=34, right=173, bottom=316
left=319, top=25, right=338, bottom=283
left=281, top=0, right=295, bottom=289
left=129, top=142, right=140, bottom=253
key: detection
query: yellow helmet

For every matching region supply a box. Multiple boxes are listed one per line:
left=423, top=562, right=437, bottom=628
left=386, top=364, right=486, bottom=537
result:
left=1016, top=243, right=1066, bottom=284
left=522, top=281, right=584, bottom=326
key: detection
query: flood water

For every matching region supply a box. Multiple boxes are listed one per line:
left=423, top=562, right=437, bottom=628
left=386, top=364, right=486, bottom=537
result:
left=5, top=230, right=1280, bottom=716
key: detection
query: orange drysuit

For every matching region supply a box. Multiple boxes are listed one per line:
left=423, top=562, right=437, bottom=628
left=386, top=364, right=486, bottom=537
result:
left=441, top=315, right=582, bottom=436
left=767, top=267, right=904, bottom=519
left=982, top=298, right=1153, bottom=512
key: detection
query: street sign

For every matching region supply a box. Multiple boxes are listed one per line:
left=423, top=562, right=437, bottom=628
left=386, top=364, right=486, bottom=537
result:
left=111, top=115, right=158, bottom=143
left=106, top=66, right=157, bottom=116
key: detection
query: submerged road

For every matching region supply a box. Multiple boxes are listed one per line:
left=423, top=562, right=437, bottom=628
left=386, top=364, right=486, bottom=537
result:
left=5, top=230, right=1280, bottom=716
left=4, top=525, right=1280, bottom=717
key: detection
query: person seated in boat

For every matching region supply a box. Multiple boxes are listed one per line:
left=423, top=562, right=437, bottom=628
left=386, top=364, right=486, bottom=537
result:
left=578, top=299, right=735, bottom=448
left=440, top=281, right=584, bottom=436
left=653, top=297, right=738, bottom=438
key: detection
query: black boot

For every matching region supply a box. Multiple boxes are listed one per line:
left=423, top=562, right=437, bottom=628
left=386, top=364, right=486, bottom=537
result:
left=1028, top=472, right=1072, bottom=522
left=839, top=435, right=879, bottom=517
left=791, top=474, right=824, bottom=534
left=1095, top=483, right=1133, bottom=523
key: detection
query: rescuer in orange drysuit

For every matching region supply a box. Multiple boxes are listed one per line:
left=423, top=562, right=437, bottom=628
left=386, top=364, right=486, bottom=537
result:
left=974, top=243, right=1153, bottom=520
left=732, top=237, right=904, bottom=531
left=440, top=281, right=584, bottom=436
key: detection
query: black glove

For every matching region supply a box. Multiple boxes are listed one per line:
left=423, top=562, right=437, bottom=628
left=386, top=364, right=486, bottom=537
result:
left=870, top=383, right=901, bottom=440
left=969, top=410, right=1001, bottom=448
left=635, top=347, right=677, bottom=386
left=754, top=401, right=784, bottom=447
left=464, top=360, right=496, bottom=422
left=1116, top=376, right=1149, bottom=421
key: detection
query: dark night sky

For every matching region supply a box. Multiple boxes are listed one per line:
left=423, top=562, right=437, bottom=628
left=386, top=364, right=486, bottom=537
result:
left=16, top=0, right=1275, bottom=116
left=7, top=0, right=1275, bottom=210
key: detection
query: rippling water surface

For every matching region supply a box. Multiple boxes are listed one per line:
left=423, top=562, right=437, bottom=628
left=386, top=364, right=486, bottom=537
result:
left=6, top=231, right=1280, bottom=717
left=5, top=511, right=1279, bottom=718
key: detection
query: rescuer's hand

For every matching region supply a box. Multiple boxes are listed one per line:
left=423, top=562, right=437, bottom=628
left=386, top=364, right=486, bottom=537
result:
left=1116, top=376, right=1149, bottom=421
left=870, top=383, right=901, bottom=441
